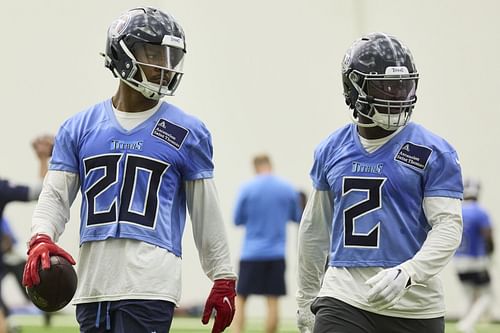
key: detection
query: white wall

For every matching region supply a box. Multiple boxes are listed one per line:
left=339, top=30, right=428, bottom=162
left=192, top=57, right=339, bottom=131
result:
left=1, top=0, right=499, bottom=321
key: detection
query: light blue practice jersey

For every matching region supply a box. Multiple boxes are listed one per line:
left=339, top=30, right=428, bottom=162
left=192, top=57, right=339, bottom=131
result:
left=311, top=123, right=463, bottom=267
left=234, top=174, right=302, bottom=260
left=455, top=202, right=491, bottom=258
left=50, top=99, right=214, bottom=257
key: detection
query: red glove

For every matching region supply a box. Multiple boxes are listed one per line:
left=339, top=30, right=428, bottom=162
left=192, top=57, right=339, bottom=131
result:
left=202, top=279, right=236, bottom=333
left=22, top=234, right=76, bottom=288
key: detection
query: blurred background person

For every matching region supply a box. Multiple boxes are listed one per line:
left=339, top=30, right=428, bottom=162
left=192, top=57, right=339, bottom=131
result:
left=0, top=134, right=53, bottom=333
left=454, top=178, right=495, bottom=333
left=0, top=135, right=53, bottom=218
left=233, top=154, right=303, bottom=333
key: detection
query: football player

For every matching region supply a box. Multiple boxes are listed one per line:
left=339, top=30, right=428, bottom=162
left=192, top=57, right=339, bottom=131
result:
left=454, top=178, right=494, bottom=333
left=22, top=7, right=237, bottom=333
left=232, top=154, right=302, bottom=333
left=296, top=32, right=463, bottom=333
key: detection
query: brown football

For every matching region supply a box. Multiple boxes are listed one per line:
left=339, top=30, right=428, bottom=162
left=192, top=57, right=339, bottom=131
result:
left=26, top=255, right=77, bottom=312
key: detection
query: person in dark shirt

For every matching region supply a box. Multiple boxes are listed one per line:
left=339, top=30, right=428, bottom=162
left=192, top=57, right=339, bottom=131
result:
left=0, top=135, right=53, bottom=217
left=0, top=134, right=53, bottom=333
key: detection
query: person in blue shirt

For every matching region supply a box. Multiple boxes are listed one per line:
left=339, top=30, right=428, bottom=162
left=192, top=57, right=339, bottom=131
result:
left=21, top=7, right=237, bottom=333
left=454, top=178, right=494, bottom=333
left=296, top=32, right=463, bottom=333
left=233, top=154, right=302, bottom=333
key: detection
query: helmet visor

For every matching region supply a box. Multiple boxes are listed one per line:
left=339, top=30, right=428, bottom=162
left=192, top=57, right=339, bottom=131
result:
left=366, top=78, right=416, bottom=101
left=132, top=43, right=185, bottom=73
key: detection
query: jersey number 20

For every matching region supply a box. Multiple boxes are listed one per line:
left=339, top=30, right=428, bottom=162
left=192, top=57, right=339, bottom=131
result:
left=84, top=154, right=169, bottom=228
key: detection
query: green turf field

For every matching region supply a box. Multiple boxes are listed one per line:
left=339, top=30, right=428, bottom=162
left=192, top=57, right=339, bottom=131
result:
left=11, top=314, right=500, bottom=333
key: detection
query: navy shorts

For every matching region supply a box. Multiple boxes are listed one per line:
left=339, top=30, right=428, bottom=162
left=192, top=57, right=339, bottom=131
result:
left=458, top=270, right=491, bottom=286
left=237, top=259, right=286, bottom=296
left=76, top=299, right=175, bottom=333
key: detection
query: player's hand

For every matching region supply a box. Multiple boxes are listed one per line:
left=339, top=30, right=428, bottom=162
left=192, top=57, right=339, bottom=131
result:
left=365, top=267, right=410, bottom=310
left=22, top=234, right=76, bottom=288
left=202, top=279, right=236, bottom=333
left=297, top=305, right=315, bottom=333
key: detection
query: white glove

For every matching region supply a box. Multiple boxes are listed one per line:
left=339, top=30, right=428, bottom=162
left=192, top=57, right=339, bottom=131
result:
left=365, top=267, right=410, bottom=310
left=297, top=305, right=315, bottom=333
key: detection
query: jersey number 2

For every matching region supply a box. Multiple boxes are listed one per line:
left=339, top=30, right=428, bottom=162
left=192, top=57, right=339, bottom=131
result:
left=342, top=177, right=386, bottom=248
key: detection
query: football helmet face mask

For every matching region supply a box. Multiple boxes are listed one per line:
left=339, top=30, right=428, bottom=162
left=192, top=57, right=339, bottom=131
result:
left=342, top=33, right=419, bottom=130
left=104, top=7, right=186, bottom=100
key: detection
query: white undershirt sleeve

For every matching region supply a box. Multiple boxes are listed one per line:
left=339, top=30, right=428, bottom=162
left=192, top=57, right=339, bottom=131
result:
left=296, top=189, right=333, bottom=307
left=185, top=178, right=237, bottom=281
left=31, top=170, right=80, bottom=241
left=400, top=196, right=462, bottom=284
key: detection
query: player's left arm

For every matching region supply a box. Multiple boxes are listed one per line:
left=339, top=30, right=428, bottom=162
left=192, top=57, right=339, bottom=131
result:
left=366, top=196, right=462, bottom=309
left=481, top=225, right=494, bottom=256
left=186, top=178, right=236, bottom=280
left=186, top=178, right=236, bottom=333
left=399, top=196, right=463, bottom=283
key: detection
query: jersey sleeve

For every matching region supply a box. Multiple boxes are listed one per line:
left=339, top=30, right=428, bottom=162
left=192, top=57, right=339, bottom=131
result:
left=424, top=150, right=463, bottom=199
left=477, top=207, right=492, bottom=229
left=310, top=146, right=330, bottom=191
left=183, top=132, right=214, bottom=180
left=50, top=125, right=79, bottom=173
left=291, top=191, right=303, bottom=223
left=233, top=186, right=248, bottom=226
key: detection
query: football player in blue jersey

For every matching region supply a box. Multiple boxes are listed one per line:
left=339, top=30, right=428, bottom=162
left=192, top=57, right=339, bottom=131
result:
left=21, top=7, right=237, bottom=333
left=296, top=32, right=463, bottom=333
left=453, top=178, right=494, bottom=333
left=232, top=154, right=302, bottom=333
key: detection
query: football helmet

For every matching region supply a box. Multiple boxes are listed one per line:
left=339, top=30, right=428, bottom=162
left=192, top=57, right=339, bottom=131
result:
left=463, top=178, right=481, bottom=200
left=342, top=32, right=419, bottom=130
left=103, top=7, right=186, bottom=99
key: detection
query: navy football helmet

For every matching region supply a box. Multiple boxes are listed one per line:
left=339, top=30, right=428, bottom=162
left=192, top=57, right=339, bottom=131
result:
left=103, top=7, right=186, bottom=99
left=342, top=33, right=419, bottom=130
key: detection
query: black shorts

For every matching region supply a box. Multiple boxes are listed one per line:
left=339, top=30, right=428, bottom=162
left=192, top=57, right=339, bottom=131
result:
left=76, top=299, right=175, bottom=333
left=237, top=259, right=286, bottom=296
left=458, top=270, right=491, bottom=286
left=311, top=297, right=444, bottom=333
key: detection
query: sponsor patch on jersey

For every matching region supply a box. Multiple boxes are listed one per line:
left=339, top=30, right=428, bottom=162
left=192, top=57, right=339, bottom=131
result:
left=151, top=118, right=189, bottom=150
left=394, top=142, right=432, bottom=170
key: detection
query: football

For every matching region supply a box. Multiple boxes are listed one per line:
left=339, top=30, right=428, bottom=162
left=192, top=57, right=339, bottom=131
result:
left=26, top=255, right=77, bottom=312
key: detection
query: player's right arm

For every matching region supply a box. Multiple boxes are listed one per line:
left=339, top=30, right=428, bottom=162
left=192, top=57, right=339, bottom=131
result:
left=31, top=170, right=80, bottom=241
left=23, top=170, right=79, bottom=288
left=296, top=188, right=332, bottom=332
